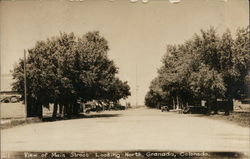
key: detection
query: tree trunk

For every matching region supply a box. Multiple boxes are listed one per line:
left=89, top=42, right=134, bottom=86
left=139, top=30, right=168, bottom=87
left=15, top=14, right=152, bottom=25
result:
left=176, top=96, right=180, bottom=110
left=67, top=103, right=72, bottom=118
left=52, top=103, right=58, bottom=118
left=27, top=103, right=35, bottom=117
left=27, top=98, right=36, bottom=117
left=73, top=103, right=80, bottom=115
left=206, top=101, right=211, bottom=115
left=208, top=98, right=217, bottom=115
left=37, top=104, right=43, bottom=119
left=225, top=98, right=233, bottom=116
left=59, top=104, right=63, bottom=117
left=81, top=102, right=85, bottom=113
left=173, top=98, right=176, bottom=109
left=63, top=104, right=67, bottom=117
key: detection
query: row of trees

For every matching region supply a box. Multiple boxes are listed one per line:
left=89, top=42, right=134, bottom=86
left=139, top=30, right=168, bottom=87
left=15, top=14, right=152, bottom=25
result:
left=145, top=26, right=249, bottom=115
left=12, top=31, right=130, bottom=118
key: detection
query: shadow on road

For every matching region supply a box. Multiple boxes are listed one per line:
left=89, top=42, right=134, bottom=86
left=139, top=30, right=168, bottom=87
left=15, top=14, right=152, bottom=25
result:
left=42, top=113, right=120, bottom=122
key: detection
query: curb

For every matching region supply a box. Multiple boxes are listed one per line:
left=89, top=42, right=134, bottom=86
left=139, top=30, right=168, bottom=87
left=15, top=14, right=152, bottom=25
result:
left=1, top=117, right=41, bottom=129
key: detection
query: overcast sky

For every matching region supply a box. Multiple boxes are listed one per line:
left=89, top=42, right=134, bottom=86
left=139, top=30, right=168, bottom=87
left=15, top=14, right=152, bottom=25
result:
left=0, top=0, right=249, bottom=105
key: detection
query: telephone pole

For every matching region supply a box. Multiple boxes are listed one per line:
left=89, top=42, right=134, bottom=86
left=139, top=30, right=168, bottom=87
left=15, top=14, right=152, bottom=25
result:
left=135, top=65, right=138, bottom=107
left=24, top=50, right=27, bottom=118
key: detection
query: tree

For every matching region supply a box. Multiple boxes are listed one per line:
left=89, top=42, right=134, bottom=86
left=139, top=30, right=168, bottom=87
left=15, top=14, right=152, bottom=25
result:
left=106, top=78, right=131, bottom=104
left=145, top=26, right=249, bottom=115
left=188, top=28, right=226, bottom=107
left=230, top=27, right=250, bottom=100
left=12, top=31, right=131, bottom=118
left=145, top=77, right=170, bottom=108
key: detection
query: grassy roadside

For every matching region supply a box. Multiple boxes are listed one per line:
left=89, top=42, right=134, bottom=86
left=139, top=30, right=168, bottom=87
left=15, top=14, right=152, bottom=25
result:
left=1, top=117, right=41, bottom=129
left=207, top=112, right=250, bottom=127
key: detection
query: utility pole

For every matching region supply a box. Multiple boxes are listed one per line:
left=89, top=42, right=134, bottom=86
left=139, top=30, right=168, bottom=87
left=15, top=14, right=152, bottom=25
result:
left=24, top=50, right=27, bottom=118
left=135, top=65, right=138, bottom=107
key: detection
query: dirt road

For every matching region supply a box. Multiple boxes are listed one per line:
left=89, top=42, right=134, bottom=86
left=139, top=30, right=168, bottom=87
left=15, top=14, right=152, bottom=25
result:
left=1, top=108, right=249, bottom=155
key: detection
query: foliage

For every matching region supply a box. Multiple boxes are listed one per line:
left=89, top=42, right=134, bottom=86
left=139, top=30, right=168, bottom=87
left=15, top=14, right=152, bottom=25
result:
left=145, top=26, right=250, bottom=113
left=12, top=31, right=130, bottom=118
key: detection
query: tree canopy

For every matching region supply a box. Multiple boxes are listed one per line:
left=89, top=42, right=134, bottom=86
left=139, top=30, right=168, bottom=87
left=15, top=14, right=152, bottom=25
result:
left=12, top=31, right=131, bottom=118
left=145, top=26, right=250, bottom=113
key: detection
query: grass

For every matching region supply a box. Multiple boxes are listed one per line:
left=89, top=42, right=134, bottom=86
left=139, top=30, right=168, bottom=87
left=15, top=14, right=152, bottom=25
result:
left=1, top=117, right=41, bottom=129
left=207, top=111, right=250, bottom=127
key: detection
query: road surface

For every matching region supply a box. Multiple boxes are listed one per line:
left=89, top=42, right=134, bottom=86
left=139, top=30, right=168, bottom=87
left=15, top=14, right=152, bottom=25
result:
left=1, top=108, right=249, bottom=155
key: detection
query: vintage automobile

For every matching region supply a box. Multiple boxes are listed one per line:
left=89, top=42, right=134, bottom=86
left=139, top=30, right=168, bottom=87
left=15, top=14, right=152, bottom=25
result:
left=1, top=96, right=20, bottom=103
left=110, top=104, right=126, bottom=110
left=84, top=102, right=103, bottom=113
left=183, top=105, right=208, bottom=114
left=161, top=106, right=170, bottom=112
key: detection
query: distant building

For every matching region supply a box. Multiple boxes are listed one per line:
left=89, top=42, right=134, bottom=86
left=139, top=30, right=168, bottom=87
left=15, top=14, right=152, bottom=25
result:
left=0, top=74, right=21, bottom=100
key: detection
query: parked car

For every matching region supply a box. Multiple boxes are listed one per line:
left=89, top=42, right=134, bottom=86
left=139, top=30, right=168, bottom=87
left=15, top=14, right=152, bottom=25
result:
left=90, top=106, right=103, bottom=112
left=161, top=106, right=169, bottom=112
left=183, top=105, right=208, bottom=114
left=111, top=105, right=126, bottom=110
left=1, top=96, right=20, bottom=103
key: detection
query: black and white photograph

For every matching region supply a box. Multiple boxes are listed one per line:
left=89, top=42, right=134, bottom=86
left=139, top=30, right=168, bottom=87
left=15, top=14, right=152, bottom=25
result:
left=0, top=0, right=249, bottom=158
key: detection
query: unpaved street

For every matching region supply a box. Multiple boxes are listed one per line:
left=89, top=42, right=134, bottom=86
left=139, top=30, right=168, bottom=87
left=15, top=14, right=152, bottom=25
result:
left=1, top=108, right=249, bottom=155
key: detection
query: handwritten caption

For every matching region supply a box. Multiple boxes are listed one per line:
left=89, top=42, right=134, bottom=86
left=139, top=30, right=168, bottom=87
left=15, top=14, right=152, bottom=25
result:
left=2, top=151, right=211, bottom=159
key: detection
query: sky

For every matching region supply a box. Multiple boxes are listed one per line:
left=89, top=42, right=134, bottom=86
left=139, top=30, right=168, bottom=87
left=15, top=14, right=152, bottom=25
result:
left=0, top=0, right=249, bottom=105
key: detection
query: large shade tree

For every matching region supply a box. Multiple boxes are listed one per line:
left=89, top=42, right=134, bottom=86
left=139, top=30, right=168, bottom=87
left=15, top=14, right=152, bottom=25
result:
left=145, top=26, right=249, bottom=115
left=12, top=31, right=130, bottom=118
